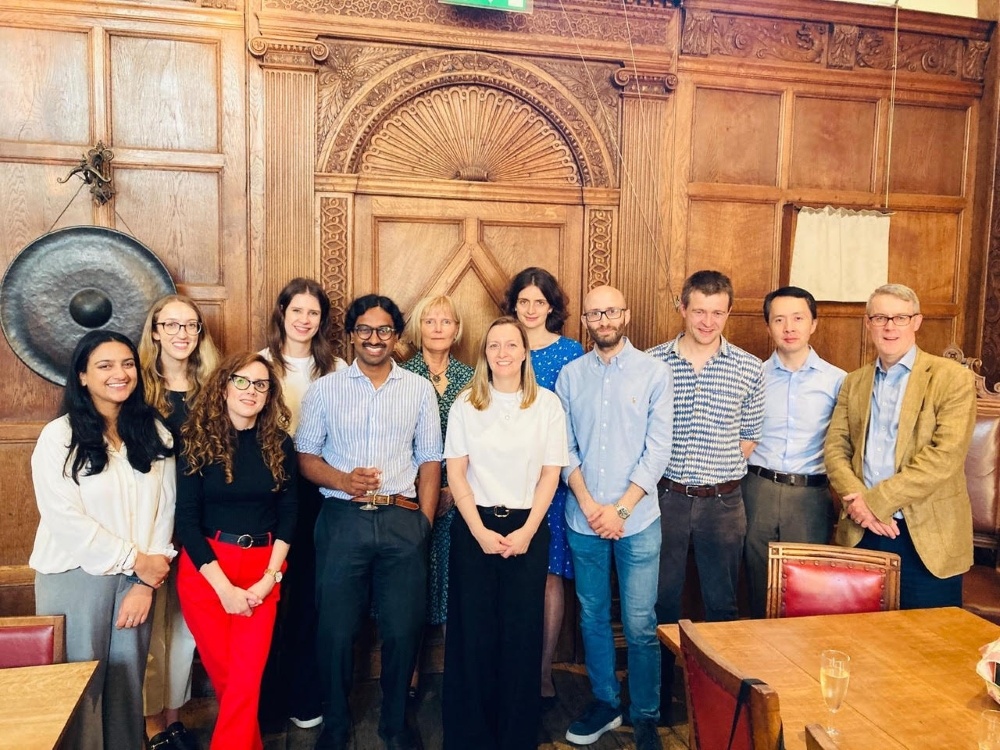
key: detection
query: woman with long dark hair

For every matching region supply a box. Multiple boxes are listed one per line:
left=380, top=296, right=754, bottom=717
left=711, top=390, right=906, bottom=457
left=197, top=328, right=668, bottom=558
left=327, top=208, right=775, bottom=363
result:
left=137, top=294, right=219, bottom=749
left=31, top=330, right=175, bottom=750
left=503, top=266, right=583, bottom=704
left=174, top=352, right=297, bottom=750
left=442, top=316, right=568, bottom=750
left=258, top=277, right=345, bottom=728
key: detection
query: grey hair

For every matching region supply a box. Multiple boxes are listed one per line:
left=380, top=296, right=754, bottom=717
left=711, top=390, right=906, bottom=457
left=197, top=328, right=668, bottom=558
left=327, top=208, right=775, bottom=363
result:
left=867, top=284, right=920, bottom=315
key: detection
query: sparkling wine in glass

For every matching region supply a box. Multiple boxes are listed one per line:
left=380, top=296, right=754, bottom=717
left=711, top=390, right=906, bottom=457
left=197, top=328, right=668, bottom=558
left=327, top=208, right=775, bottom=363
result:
left=360, top=468, right=382, bottom=511
left=980, top=709, right=1000, bottom=750
left=819, top=650, right=850, bottom=738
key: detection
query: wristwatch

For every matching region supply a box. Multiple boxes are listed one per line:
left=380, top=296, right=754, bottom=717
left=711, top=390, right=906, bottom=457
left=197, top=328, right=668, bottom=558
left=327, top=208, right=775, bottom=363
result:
left=614, top=502, right=631, bottom=521
left=264, top=568, right=283, bottom=583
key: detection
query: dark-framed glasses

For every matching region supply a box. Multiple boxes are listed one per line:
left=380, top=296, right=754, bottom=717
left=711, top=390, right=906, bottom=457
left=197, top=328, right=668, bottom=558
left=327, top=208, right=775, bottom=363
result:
left=229, top=375, right=270, bottom=393
left=354, top=325, right=396, bottom=341
left=583, top=307, right=627, bottom=323
left=867, top=314, right=917, bottom=327
left=156, top=321, right=202, bottom=335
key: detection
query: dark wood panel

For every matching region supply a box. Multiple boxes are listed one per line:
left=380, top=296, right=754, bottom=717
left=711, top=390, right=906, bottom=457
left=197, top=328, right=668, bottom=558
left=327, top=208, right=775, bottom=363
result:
left=790, top=96, right=878, bottom=192
left=691, top=87, right=781, bottom=187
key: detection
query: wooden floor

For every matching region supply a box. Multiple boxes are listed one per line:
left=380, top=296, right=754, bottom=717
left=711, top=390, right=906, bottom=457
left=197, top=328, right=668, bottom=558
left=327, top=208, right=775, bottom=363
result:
left=179, top=663, right=692, bottom=749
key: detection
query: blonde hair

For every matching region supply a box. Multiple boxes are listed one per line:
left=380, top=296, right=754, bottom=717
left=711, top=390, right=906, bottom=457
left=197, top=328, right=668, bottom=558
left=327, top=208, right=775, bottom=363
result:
left=138, top=294, right=220, bottom=419
left=867, top=284, right=921, bottom=315
left=466, top=316, right=538, bottom=411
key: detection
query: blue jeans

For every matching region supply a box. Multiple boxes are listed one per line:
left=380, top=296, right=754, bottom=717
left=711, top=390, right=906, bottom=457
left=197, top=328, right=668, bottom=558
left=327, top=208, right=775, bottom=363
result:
left=568, top=521, right=662, bottom=722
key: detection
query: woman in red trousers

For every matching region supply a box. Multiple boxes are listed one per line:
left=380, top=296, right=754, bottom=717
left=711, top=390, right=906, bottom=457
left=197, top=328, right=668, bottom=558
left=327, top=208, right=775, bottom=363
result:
left=175, top=352, right=297, bottom=749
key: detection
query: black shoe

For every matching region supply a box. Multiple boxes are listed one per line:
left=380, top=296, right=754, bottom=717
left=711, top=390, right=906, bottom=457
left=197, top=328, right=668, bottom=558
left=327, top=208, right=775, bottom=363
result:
left=634, top=718, right=663, bottom=750
left=147, top=732, right=172, bottom=750
left=166, top=722, right=200, bottom=750
left=380, top=727, right=421, bottom=750
left=540, top=692, right=558, bottom=712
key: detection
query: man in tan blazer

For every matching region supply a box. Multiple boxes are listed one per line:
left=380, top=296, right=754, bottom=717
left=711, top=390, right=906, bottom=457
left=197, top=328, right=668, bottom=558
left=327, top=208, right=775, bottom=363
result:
left=825, top=283, right=976, bottom=609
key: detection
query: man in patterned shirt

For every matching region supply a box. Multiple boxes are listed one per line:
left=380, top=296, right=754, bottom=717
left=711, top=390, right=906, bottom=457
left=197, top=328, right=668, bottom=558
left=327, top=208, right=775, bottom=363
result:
left=647, top=270, right=764, bottom=718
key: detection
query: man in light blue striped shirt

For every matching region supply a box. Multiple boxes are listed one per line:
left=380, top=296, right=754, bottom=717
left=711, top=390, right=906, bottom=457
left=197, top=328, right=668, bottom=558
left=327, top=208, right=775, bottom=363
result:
left=743, top=287, right=845, bottom=618
left=557, top=285, right=673, bottom=750
left=297, top=294, right=442, bottom=750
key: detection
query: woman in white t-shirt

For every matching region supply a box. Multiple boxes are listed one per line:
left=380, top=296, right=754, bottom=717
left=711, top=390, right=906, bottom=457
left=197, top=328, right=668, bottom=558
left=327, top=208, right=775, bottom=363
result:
left=442, top=316, right=569, bottom=750
left=258, top=277, right=346, bottom=729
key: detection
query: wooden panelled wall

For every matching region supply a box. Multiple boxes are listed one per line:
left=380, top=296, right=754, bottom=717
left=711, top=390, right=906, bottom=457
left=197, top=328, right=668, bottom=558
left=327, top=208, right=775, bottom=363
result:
left=0, top=0, right=995, bottom=588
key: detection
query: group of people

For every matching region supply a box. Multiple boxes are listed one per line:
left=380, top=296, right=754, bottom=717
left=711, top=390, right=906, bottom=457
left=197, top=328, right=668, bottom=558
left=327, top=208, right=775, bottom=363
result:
left=28, top=262, right=977, bottom=750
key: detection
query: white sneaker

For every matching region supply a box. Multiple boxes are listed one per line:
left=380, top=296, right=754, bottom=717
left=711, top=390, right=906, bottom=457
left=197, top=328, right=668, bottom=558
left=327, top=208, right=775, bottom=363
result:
left=289, top=715, right=323, bottom=729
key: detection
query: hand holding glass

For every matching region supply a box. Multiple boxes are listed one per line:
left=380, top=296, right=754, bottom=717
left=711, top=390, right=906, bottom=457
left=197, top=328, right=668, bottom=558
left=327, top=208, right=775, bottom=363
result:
left=820, top=650, right=850, bottom=738
left=360, top=468, right=382, bottom=511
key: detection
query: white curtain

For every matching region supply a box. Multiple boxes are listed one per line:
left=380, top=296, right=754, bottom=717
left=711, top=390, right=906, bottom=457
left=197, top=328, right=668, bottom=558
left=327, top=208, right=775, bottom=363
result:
left=789, top=206, right=890, bottom=302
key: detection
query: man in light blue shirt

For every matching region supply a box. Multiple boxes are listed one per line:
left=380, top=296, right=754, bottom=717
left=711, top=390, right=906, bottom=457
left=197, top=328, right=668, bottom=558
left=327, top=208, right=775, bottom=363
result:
left=556, top=285, right=673, bottom=750
left=743, top=286, right=846, bottom=618
left=297, top=294, right=442, bottom=750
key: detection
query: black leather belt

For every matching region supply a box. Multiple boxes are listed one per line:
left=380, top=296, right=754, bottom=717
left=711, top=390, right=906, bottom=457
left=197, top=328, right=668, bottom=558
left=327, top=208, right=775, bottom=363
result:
left=747, top=465, right=828, bottom=488
left=658, top=477, right=742, bottom=498
left=477, top=505, right=528, bottom=518
left=207, top=530, right=273, bottom=548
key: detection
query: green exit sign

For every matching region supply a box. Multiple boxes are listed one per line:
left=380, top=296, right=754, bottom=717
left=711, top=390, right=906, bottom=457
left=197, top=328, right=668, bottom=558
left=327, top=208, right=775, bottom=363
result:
left=440, top=0, right=533, bottom=13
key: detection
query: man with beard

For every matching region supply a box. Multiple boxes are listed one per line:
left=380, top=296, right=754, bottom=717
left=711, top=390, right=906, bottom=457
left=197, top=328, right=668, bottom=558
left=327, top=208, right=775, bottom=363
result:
left=296, top=294, right=442, bottom=750
left=556, top=285, right=674, bottom=750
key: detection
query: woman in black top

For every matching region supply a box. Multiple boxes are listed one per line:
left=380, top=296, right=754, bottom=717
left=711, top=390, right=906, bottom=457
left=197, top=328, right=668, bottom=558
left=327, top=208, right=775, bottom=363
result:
left=175, top=352, right=297, bottom=750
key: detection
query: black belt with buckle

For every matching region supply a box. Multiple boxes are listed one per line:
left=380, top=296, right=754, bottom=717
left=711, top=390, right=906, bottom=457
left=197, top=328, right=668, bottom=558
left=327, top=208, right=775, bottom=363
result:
left=477, top=505, right=528, bottom=518
left=658, top=477, right=742, bottom=498
left=208, top=530, right=273, bottom=548
left=747, top=465, right=828, bottom=488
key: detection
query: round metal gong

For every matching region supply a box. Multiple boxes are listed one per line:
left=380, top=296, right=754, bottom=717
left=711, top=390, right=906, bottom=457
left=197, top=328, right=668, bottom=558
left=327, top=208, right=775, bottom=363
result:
left=0, top=226, right=175, bottom=385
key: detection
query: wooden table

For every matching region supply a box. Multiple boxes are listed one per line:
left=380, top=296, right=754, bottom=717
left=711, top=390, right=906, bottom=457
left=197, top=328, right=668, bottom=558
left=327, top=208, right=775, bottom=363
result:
left=0, top=661, right=99, bottom=750
left=657, top=608, right=1000, bottom=749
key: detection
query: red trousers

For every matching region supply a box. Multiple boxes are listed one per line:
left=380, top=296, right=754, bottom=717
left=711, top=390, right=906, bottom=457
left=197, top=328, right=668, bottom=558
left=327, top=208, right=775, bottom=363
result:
left=177, top=539, right=282, bottom=750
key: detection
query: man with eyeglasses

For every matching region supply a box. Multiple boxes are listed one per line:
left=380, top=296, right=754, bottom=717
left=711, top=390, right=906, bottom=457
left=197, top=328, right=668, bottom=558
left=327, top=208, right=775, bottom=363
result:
left=742, top=286, right=846, bottom=618
left=556, top=285, right=673, bottom=749
left=296, top=294, right=442, bottom=750
left=647, top=270, right=764, bottom=723
left=825, top=283, right=976, bottom=609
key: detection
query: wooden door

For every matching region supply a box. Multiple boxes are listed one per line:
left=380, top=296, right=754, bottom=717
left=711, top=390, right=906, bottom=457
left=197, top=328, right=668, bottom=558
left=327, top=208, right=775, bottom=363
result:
left=354, top=194, right=584, bottom=363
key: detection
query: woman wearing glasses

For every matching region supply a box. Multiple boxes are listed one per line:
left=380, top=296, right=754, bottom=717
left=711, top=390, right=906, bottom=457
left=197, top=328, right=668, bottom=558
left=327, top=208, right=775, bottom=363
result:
left=174, top=352, right=298, bottom=750
left=258, top=278, right=345, bottom=729
left=443, top=316, right=568, bottom=750
left=137, top=294, right=219, bottom=750
left=503, top=267, right=583, bottom=705
left=31, top=330, right=175, bottom=750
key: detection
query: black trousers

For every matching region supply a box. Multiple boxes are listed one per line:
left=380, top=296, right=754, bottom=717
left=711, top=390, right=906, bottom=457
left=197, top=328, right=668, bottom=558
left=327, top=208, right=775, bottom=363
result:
left=442, top=509, right=549, bottom=750
left=314, top=500, right=429, bottom=748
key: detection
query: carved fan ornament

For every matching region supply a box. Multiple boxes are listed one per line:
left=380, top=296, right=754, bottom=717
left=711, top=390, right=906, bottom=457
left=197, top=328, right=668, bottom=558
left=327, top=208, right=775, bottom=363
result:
left=359, top=85, right=581, bottom=185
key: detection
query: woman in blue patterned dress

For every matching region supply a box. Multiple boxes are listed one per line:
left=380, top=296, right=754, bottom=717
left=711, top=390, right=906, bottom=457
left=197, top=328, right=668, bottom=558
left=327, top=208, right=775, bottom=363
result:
left=400, top=294, right=474, bottom=698
left=504, top=267, right=583, bottom=704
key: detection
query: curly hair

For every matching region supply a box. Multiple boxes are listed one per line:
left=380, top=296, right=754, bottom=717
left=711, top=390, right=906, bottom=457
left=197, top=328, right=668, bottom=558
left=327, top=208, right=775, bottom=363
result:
left=138, top=294, right=220, bottom=420
left=503, top=267, right=570, bottom=333
left=181, top=352, right=291, bottom=488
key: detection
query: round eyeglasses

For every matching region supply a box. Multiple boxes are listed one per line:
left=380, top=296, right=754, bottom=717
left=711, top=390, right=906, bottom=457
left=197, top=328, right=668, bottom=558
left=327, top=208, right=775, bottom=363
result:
left=156, top=321, right=202, bottom=335
left=229, top=375, right=270, bottom=393
left=354, top=325, right=396, bottom=341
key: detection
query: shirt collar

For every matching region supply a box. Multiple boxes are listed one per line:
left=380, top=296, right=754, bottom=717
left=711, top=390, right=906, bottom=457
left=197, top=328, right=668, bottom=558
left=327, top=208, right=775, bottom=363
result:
left=769, top=347, right=821, bottom=373
left=589, top=338, right=634, bottom=369
left=876, top=345, right=917, bottom=375
left=347, top=359, right=402, bottom=380
left=668, top=333, right=731, bottom=359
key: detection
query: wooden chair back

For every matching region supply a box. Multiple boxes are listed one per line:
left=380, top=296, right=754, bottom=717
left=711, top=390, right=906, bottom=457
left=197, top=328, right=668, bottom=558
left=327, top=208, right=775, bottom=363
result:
left=679, top=619, right=784, bottom=750
left=0, top=615, right=66, bottom=668
left=766, top=542, right=900, bottom=618
left=804, top=723, right=839, bottom=750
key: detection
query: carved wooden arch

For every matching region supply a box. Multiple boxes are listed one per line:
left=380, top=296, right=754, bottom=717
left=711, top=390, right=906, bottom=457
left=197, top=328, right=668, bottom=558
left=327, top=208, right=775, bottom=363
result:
left=317, top=49, right=617, bottom=188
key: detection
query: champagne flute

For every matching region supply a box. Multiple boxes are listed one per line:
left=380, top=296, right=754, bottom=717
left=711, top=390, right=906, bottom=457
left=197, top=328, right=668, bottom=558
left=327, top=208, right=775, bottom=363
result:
left=980, top=709, right=1000, bottom=750
left=819, top=650, right=850, bottom=738
left=360, top=467, right=382, bottom=511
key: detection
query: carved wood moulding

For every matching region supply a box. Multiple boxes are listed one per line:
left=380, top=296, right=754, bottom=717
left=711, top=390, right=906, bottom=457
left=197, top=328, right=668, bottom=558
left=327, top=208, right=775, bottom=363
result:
left=248, top=36, right=330, bottom=70
left=261, top=0, right=672, bottom=47
left=361, top=85, right=580, bottom=185
left=614, top=66, right=679, bottom=98
left=680, top=9, right=989, bottom=82
left=587, top=207, right=614, bottom=288
left=317, top=48, right=616, bottom=188
left=319, top=196, right=350, bottom=356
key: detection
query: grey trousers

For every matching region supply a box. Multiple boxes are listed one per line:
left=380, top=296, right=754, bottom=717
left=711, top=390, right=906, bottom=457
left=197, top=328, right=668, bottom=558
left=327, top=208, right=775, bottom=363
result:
left=35, top=568, right=152, bottom=750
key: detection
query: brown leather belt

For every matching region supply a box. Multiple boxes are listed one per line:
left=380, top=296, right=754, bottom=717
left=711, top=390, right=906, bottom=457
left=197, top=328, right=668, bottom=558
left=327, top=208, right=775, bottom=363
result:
left=658, top=477, right=742, bottom=498
left=747, top=464, right=828, bottom=488
left=349, top=494, right=419, bottom=511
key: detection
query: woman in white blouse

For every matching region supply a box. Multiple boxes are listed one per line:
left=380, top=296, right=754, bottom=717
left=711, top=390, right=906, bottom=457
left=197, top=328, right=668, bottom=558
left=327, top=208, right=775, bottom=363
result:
left=442, top=316, right=568, bottom=750
left=30, top=330, right=175, bottom=750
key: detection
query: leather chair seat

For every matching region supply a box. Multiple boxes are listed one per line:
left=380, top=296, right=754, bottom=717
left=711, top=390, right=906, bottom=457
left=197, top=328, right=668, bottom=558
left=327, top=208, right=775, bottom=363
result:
left=963, top=565, right=1000, bottom=625
left=0, top=623, right=57, bottom=668
left=780, top=561, right=889, bottom=618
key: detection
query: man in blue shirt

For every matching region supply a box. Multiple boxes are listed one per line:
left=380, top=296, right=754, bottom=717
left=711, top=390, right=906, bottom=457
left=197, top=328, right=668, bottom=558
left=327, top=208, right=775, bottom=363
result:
left=743, top=286, right=846, bottom=618
left=825, top=284, right=976, bottom=610
left=556, top=285, right=673, bottom=750
left=297, top=295, right=442, bottom=750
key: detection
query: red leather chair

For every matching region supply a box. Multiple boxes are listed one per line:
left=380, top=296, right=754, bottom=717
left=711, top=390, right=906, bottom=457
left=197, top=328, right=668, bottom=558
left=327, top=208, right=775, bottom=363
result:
left=804, top=723, right=838, bottom=750
left=679, top=619, right=784, bottom=750
left=0, top=615, right=66, bottom=668
left=766, top=542, right=900, bottom=619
